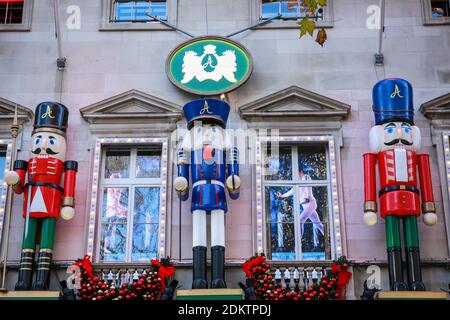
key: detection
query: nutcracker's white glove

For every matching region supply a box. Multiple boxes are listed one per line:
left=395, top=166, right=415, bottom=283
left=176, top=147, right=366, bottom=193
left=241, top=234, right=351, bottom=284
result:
left=226, top=175, right=241, bottom=191
left=423, top=212, right=437, bottom=226
left=364, top=211, right=378, bottom=226
left=5, top=171, right=19, bottom=186
left=174, top=176, right=188, bottom=194
left=61, top=206, right=75, bottom=220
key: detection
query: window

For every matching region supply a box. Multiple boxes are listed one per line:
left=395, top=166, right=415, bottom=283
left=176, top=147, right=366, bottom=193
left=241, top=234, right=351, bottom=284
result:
left=422, top=0, right=450, bottom=24
left=0, top=0, right=24, bottom=24
left=98, top=145, right=164, bottom=262
left=262, top=142, right=333, bottom=261
left=431, top=0, right=450, bottom=16
left=110, top=0, right=167, bottom=23
left=0, top=141, right=12, bottom=247
left=261, top=0, right=324, bottom=20
left=253, top=0, right=333, bottom=29
left=0, top=0, right=32, bottom=31
left=101, top=0, right=174, bottom=31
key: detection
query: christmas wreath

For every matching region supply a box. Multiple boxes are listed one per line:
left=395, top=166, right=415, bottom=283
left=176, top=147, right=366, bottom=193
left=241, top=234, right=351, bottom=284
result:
left=242, top=253, right=352, bottom=300
left=71, top=255, right=175, bottom=300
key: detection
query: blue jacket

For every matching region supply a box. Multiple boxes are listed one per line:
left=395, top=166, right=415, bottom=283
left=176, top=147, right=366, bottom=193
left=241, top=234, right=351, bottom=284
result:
left=177, top=146, right=239, bottom=213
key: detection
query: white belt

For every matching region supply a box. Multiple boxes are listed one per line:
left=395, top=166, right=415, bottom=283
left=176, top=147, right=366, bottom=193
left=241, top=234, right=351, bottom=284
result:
left=192, top=180, right=225, bottom=189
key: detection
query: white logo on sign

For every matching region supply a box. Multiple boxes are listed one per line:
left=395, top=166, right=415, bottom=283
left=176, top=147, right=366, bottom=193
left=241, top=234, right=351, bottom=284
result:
left=181, top=44, right=237, bottom=84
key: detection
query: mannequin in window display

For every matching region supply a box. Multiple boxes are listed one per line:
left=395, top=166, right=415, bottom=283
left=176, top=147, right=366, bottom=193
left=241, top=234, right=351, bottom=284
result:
left=174, top=99, right=240, bottom=289
left=5, top=102, right=78, bottom=290
left=276, top=166, right=324, bottom=248
left=363, top=78, right=437, bottom=291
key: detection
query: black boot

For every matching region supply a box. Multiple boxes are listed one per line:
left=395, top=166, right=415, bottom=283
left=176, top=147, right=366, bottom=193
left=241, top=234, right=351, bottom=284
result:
left=211, top=246, right=226, bottom=288
left=405, top=247, right=426, bottom=291
left=192, top=246, right=208, bottom=289
left=15, top=249, right=35, bottom=291
left=387, top=247, right=408, bottom=291
left=31, top=249, right=52, bottom=290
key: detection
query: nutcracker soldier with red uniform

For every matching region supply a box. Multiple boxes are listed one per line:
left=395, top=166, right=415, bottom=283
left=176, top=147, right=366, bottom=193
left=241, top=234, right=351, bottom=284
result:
left=363, top=79, right=437, bottom=291
left=5, top=102, right=78, bottom=291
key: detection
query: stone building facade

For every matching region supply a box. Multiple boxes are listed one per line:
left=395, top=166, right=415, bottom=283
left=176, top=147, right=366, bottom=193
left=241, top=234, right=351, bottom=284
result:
left=0, top=0, right=449, bottom=299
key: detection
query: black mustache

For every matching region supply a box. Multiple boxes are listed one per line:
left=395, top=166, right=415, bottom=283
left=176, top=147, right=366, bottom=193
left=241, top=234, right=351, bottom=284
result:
left=384, top=139, right=413, bottom=146
left=31, top=148, right=59, bottom=155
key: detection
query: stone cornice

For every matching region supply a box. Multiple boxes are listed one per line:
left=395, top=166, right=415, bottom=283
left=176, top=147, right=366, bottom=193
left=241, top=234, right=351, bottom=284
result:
left=239, top=85, right=351, bottom=122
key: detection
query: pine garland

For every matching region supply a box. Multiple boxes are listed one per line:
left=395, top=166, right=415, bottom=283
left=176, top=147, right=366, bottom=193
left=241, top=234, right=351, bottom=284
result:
left=242, top=253, right=352, bottom=300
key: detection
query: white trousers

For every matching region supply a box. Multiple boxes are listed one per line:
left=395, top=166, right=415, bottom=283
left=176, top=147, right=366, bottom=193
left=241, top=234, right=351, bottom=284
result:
left=192, top=209, right=225, bottom=247
left=299, top=200, right=324, bottom=246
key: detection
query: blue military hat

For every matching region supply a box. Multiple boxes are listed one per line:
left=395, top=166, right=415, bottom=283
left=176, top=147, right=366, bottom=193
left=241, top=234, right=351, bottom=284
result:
left=372, top=78, right=414, bottom=125
left=183, top=99, right=230, bottom=129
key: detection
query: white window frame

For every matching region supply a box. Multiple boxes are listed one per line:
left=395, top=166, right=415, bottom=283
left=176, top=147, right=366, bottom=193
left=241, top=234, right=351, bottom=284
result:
left=422, top=0, right=450, bottom=25
left=0, top=139, right=13, bottom=244
left=255, top=135, right=342, bottom=261
left=100, top=0, right=177, bottom=31
left=86, top=137, right=168, bottom=262
left=0, top=0, right=33, bottom=32
left=251, top=0, right=334, bottom=29
left=440, top=132, right=450, bottom=254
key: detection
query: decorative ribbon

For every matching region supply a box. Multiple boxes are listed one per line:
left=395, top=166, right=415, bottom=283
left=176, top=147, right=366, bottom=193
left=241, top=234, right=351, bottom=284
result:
left=242, top=256, right=266, bottom=278
left=151, top=259, right=175, bottom=293
left=332, top=263, right=352, bottom=300
left=77, top=255, right=93, bottom=278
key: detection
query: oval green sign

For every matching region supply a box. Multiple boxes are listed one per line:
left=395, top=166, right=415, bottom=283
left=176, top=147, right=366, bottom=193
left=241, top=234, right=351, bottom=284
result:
left=166, top=36, right=253, bottom=96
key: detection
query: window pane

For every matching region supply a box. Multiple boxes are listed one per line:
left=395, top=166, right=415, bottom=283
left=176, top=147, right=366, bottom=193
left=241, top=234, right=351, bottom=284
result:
left=0, top=147, right=7, bottom=180
left=104, top=149, right=130, bottom=179
left=261, top=0, right=323, bottom=19
left=299, top=186, right=329, bottom=260
left=132, top=187, right=160, bottom=261
left=102, top=187, right=129, bottom=222
left=114, top=1, right=167, bottom=21
left=150, top=0, right=167, bottom=20
left=100, top=223, right=127, bottom=261
left=268, top=223, right=296, bottom=260
left=265, top=186, right=296, bottom=260
left=264, top=145, right=292, bottom=181
left=133, top=187, right=160, bottom=224
left=262, top=0, right=280, bottom=18
left=132, top=224, right=158, bottom=261
left=298, top=144, right=327, bottom=180
left=0, top=2, right=24, bottom=24
left=280, top=1, right=299, bottom=18
left=431, top=0, right=450, bottom=17
left=136, top=148, right=161, bottom=178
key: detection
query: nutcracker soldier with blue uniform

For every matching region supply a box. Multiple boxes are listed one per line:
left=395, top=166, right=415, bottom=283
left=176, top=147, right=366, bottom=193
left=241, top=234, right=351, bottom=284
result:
left=174, top=99, right=240, bottom=289
left=363, top=79, right=437, bottom=291
left=5, top=102, right=78, bottom=290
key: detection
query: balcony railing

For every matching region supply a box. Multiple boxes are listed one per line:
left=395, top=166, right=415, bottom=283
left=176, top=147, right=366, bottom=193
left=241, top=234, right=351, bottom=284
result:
left=91, top=261, right=334, bottom=291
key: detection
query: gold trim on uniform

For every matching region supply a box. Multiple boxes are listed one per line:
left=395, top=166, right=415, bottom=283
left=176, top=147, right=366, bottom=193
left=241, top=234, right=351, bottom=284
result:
left=22, top=249, right=35, bottom=253
left=19, top=267, right=33, bottom=270
left=364, top=201, right=377, bottom=212
left=422, top=202, right=435, bottom=213
left=37, top=267, right=50, bottom=271
left=39, top=248, right=53, bottom=253
left=62, top=197, right=75, bottom=207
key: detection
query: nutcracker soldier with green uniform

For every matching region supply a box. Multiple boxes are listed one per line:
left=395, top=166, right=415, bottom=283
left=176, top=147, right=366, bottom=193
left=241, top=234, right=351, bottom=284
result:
left=363, top=79, right=437, bottom=291
left=5, top=102, right=78, bottom=290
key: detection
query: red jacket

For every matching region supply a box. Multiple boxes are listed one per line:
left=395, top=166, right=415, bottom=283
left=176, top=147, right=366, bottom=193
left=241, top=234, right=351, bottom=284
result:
left=13, top=156, right=77, bottom=219
left=364, top=149, right=434, bottom=218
